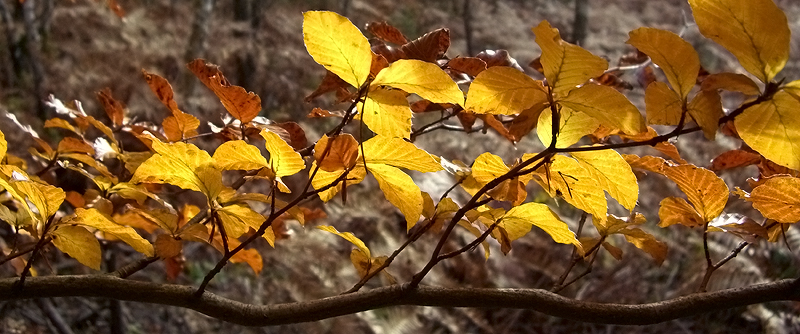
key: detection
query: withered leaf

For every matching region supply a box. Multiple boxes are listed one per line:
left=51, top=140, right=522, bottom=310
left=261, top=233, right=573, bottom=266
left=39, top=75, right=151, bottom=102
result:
left=371, top=41, right=406, bottom=63
left=308, top=107, right=345, bottom=118
left=401, top=28, right=450, bottom=62
left=477, top=50, right=522, bottom=70
left=709, top=149, right=761, bottom=171
left=478, top=114, right=515, bottom=142
left=508, top=103, right=549, bottom=142
left=142, top=69, right=180, bottom=113
left=366, top=21, right=409, bottom=45
left=188, top=59, right=262, bottom=123
left=457, top=111, right=477, bottom=132
left=447, top=57, right=488, bottom=77
left=409, top=100, right=453, bottom=113
left=305, top=71, right=351, bottom=102
left=96, top=88, right=125, bottom=127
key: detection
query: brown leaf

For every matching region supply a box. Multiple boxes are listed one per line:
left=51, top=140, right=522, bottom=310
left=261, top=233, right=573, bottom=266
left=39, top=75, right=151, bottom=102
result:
left=508, top=103, right=548, bottom=142
left=57, top=137, right=95, bottom=155
left=142, top=69, right=181, bottom=113
left=710, top=149, right=761, bottom=171
left=370, top=52, right=389, bottom=78
left=617, top=50, right=649, bottom=66
left=155, top=234, right=182, bottom=259
left=529, top=57, right=543, bottom=74
left=409, top=100, right=453, bottom=113
left=307, top=107, right=345, bottom=118
left=654, top=142, right=688, bottom=164
left=593, top=71, right=633, bottom=91
left=456, top=111, right=477, bottom=132
left=106, top=0, right=125, bottom=18
left=162, top=111, right=200, bottom=142
left=187, top=59, right=261, bottom=123
left=401, top=28, right=450, bottom=62
left=366, top=21, right=409, bottom=45
left=447, top=57, right=488, bottom=77
left=478, top=49, right=521, bottom=69
left=270, top=122, right=308, bottom=150
left=305, top=71, right=352, bottom=102
left=315, top=134, right=359, bottom=171
left=478, top=114, right=515, bottom=142
left=638, top=65, right=657, bottom=88
left=757, top=157, right=799, bottom=178
left=96, top=88, right=125, bottom=127
left=371, top=42, right=406, bottom=63
left=163, top=256, right=184, bottom=282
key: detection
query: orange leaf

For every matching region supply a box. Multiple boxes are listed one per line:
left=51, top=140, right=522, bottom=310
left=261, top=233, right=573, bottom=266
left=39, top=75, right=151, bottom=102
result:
left=709, top=149, right=761, bottom=172
left=142, top=69, right=181, bottom=114
left=187, top=59, right=261, bottom=123
left=447, top=57, right=488, bottom=77
left=366, top=21, right=409, bottom=45
left=315, top=134, right=359, bottom=171
left=96, top=88, right=125, bottom=127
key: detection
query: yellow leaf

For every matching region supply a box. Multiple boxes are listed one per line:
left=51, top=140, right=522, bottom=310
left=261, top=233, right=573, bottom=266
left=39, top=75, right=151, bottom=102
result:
left=534, top=154, right=607, bottom=219
left=645, top=81, right=683, bottom=126
left=570, top=149, right=639, bottom=211
left=0, top=130, right=7, bottom=161
left=362, top=136, right=442, bottom=172
left=213, top=140, right=268, bottom=171
left=664, top=165, right=728, bottom=222
left=162, top=111, right=200, bottom=142
left=427, top=197, right=461, bottom=232
left=464, top=66, right=548, bottom=115
left=689, top=0, right=789, bottom=83
left=558, top=84, right=645, bottom=135
left=371, top=59, right=464, bottom=105
left=51, top=225, right=101, bottom=270
left=154, top=234, right=182, bottom=259
left=12, top=180, right=65, bottom=222
left=358, top=88, right=412, bottom=138
left=303, top=11, right=371, bottom=88
left=315, top=134, right=359, bottom=171
left=71, top=208, right=154, bottom=256
left=43, top=118, right=78, bottom=135
left=701, top=73, right=761, bottom=95
left=687, top=89, right=722, bottom=139
left=627, top=28, right=699, bottom=99
left=784, top=80, right=800, bottom=101
left=368, top=164, right=423, bottom=227
left=658, top=197, right=705, bottom=227
left=532, top=20, right=608, bottom=94
left=216, top=203, right=264, bottom=239
left=131, top=139, right=223, bottom=200
left=471, top=152, right=509, bottom=184
left=317, top=225, right=370, bottom=257
left=457, top=220, right=491, bottom=259
left=537, top=106, right=600, bottom=148
left=260, top=129, right=305, bottom=178
left=311, top=163, right=366, bottom=202
left=735, top=91, right=800, bottom=170
left=737, top=176, right=800, bottom=223
left=500, top=202, right=581, bottom=249
left=620, top=228, right=667, bottom=265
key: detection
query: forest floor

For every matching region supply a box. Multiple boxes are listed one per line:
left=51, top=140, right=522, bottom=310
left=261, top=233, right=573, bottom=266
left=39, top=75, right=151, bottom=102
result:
left=1, top=0, right=800, bottom=333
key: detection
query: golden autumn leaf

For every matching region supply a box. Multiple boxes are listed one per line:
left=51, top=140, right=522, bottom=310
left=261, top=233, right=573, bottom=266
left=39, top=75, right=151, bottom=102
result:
left=532, top=20, right=608, bottom=94
left=736, top=176, right=800, bottom=223
left=310, top=162, right=367, bottom=202
left=358, top=88, right=412, bottom=138
left=658, top=197, right=705, bottom=227
left=570, top=149, right=639, bottom=211
left=464, top=66, right=548, bottom=115
left=627, top=28, right=699, bottom=99
left=70, top=208, right=154, bottom=256
left=507, top=103, right=549, bottom=142
left=131, top=139, right=224, bottom=200
left=537, top=106, right=600, bottom=148
left=51, top=225, right=102, bottom=270
left=43, top=118, right=78, bottom=135
left=303, top=11, right=372, bottom=88
left=533, top=154, right=607, bottom=219
left=260, top=129, right=305, bottom=178
left=371, top=59, right=464, bottom=106
left=216, top=203, right=264, bottom=239
left=162, top=111, right=200, bottom=142
left=499, top=202, right=581, bottom=249
left=558, top=84, right=645, bottom=135
left=687, top=89, right=723, bottom=139
left=735, top=91, right=800, bottom=171
left=361, top=136, right=441, bottom=172
left=620, top=228, right=668, bottom=265
left=368, top=164, right=424, bottom=227
left=701, top=73, right=761, bottom=96
left=213, top=140, right=268, bottom=171
left=315, top=134, right=359, bottom=172
left=142, top=70, right=181, bottom=114
left=154, top=234, right=182, bottom=259
left=187, top=59, right=262, bottom=123
left=56, top=137, right=94, bottom=155
left=317, top=225, right=371, bottom=257
left=645, top=81, right=683, bottom=126
left=471, top=152, right=510, bottom=184
left=689, top=0, right=789, bottom=83
left=96, top=88, right=125, bottom=127
left=0, top=130, right=5, bottom=161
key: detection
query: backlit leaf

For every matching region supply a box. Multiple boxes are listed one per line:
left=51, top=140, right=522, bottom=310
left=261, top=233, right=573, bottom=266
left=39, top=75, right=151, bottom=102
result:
left=737, top=176, right=800, bottom=223
left=154, top=234, right=182, bottom=259
left=658, top=196, right=705, bottom=227
left=52, top=225, right=101, bottom=270
left=570, top=149, right=639, bottom=211
left=558, top=84, right=645, bottom=135
left=709, top=149, right=761, bottom=172
left=358, top=88, right=412, bottom=138
left=371, top=59, right=464, bottom=106
left=162, top=111, right=200, bottom=142
left=620, top=228, right=667, bottom=265
left=303, top=11, right=371, bottom=88
left=260, top=129, right=305, bottom=178
left=627, top=28, right=699, bottom=99
left=96, top=88, right=125, bottom=127
left=368, top=164, right=423, bottom=227
left=500, top=202, right=581, bottom=248
left=213, top=140, right=268, bottom=171
left=464, top=66, right=548, bottom=115
left=534, top=154, right=607, bottom=219
left=131, top=139, right=223, bottom=200
left=645, top=81, right=683, bottom=126
left=687, top=89, right=723, bottom=139
left=71, top=208, right=154, bottom=256
left=537, top=106, right=600, bottom=148
left=735, top=91, right=800, bottom=171
left=187, top=59, right=262, bottom=123
left=362, top=136, right=441, bottom=172
left=13, top=181, right=65, bottom=221
left=666, top=165, right=728, bottom=222
left=689, top=0, right=790, bottom=83
left=532, top=20, right=608, bottom=94
left=701, top=73, right=761, bottom=95
left=311, top=163, right=367, bottom=202
left=317, top=225, right=370, bottom=257
left=216, top=203, right=264, bottom=239
left=315, top=134, right=359, bottom=171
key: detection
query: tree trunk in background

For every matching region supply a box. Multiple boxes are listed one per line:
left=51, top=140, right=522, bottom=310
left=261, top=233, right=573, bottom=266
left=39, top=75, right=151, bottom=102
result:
left=21, top=0, right=48, bottom=120
left=233, top=0, right=251, bottom=22
left=571, top=0, right=589, bottom=46
left=182, top=0, right=216, bottom=99
left=0, top=0, right=18, bottom=88
left=463, top=0, right=474, bottom=56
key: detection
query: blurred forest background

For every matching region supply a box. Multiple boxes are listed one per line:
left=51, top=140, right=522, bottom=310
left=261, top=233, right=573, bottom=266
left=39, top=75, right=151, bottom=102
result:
left=1, top=0, right=800, bottom=333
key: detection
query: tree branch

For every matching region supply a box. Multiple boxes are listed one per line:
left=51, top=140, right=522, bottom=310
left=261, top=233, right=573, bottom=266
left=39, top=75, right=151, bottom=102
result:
left=1, top=276, right=798, bottom=326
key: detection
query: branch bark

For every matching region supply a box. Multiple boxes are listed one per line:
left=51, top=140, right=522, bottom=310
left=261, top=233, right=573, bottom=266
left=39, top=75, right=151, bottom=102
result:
left=1, top=275, right=798, bottom=327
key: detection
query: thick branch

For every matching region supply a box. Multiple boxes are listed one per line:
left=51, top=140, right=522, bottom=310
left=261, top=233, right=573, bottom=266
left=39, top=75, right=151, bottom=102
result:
left=2, top=276, right=798, bottom=326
